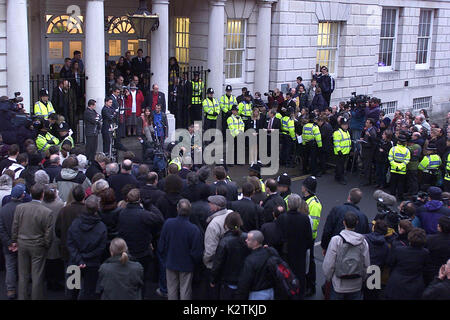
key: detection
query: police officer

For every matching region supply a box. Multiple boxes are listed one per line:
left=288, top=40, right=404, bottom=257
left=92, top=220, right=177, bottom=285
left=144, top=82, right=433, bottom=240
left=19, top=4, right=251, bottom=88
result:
left=238, top=92, right=253, bottom=131
left=35, top=120, right=60, bottom=152
left=418, top=143, right=442, bottom=190
left=302, top=114, right=322, bottom=176
left=248, top=161, right=266, bottom=193
left=34, top=89, right=55, bottom=120
left=203, top=88, right=220, bottom=131
left=280, top=107, right=296, bottom=168
left=444, top=147, right=450, bottom=192
left=220, top=85, right=237, bottom=136
left=227, top=105, right=244, bottom=164
left=333, top=118, right=351, bottom=185
left=388, top=132, right=411, bottom=200
left=301, top=176, right=322, bottom=297
left=277, top=173, right=292, bottom=209
left=57, top=122, right=74, bottom=148
left=188, top=71, right=204, bottom=123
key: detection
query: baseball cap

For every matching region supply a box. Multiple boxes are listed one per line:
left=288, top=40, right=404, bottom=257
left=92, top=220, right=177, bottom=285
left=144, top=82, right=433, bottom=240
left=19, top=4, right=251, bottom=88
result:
left=11, top=184, right=26, bottom=199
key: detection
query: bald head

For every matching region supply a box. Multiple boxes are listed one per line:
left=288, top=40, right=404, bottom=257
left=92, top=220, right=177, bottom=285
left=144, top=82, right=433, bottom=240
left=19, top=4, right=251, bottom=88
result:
left=49, top=154, right=60, bottom=165
left=121, top=159, right=133, bottom=173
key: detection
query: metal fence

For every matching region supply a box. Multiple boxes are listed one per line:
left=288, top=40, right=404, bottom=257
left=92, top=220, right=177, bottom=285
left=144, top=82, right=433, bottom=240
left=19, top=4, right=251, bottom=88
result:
left=175, top=66, right=210, bottom=100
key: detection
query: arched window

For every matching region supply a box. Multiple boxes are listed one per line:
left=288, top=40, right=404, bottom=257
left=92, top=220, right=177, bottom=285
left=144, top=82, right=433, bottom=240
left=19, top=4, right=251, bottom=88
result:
left=46, top=15, right=84, bottom=34
left=107, top=16, right=136, bottom=34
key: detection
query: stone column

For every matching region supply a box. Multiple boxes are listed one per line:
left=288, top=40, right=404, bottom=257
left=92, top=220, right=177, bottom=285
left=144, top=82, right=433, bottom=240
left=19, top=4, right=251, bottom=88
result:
left=85, top=0, right=105, bottom=115
left=151, top=0, right=169, bottom=98
left=207, top=0, right=226, bottom=94
left=254, top=0, right=274, bottom=95
left=6, top=0, right=30, bottom=111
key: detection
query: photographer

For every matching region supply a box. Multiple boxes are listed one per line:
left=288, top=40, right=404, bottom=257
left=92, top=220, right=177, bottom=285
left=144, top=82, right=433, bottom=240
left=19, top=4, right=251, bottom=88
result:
left=312, top=67, right=335, bottom=108
left=84, top=99, right=101, bottom=162
left=267, top=88, right=284, bottom=109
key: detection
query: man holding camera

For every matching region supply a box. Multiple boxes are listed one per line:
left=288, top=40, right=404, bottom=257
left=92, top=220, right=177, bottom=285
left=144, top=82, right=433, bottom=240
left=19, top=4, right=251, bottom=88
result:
left=312, top=66, right=335, bottom=108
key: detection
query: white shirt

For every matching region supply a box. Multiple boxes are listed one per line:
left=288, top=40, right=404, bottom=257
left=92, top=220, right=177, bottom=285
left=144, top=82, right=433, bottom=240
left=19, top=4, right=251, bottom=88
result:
left=131, top=90, right=137, bottom=113
left=7, top=163, right=25, bottom=179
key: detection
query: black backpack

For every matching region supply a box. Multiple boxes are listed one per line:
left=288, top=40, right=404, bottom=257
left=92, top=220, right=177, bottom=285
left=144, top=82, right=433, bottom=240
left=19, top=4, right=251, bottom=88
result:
left=264, top=249, right=301, bottom=298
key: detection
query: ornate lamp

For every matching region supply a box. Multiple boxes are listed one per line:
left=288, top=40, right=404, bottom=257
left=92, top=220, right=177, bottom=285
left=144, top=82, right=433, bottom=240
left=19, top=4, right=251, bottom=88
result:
left=127, top=0, right=159, bottom=41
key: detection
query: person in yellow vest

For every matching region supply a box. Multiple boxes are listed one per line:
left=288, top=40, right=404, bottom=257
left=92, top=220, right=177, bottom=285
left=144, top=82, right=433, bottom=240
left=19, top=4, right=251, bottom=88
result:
left=220, top=85, right=237, bottom=136
left=248, top=161, right=266, bottom=193
left=418, top=143, right=442, bottom=189
left=35, top=120, right=60, bottom=152
left=238, top=92, right=253, bottom=131
left=388, top=132, right=411, bottom=201
left=34, top=89, right=55, bottom=120
left=444, top=149, right=450, bottom=192
left=333, top=118, right=352, bottom=185
left=57, top=122, right=75, bottom=148
left=202, top=88, right=220, bottom=131
left=277, top=173, right=291, bottom=209
left=227, top=105, right=244, bottom=164
left=302, top=113, right=322, bottom=176
left=188, top=71, right=204, bottom=123
left=280, top=107, right=296, bottom=168
left=302, top=175, right=322, bottom=297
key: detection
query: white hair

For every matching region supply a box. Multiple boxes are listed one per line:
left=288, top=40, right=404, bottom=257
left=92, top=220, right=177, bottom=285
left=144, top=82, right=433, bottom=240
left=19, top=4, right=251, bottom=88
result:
left=76, top=154, right=88, bottom=170
left=0, top=174, right=12, bottom=187
left=34, top=170, right=50, bottom=185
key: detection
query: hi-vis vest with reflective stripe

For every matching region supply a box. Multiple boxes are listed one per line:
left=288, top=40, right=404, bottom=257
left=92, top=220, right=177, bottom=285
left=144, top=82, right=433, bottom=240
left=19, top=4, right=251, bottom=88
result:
left=202, top=98, right=220, bottom=120
left=219, top=94, right=237, bottom=114
left=34, top=101, right=55, bottom=119
left=306, top=195, right=322, bottom=239
left=445, top=153, right=450, bottom=181
left=281, top=116, right=296, bottom=140
left=388, top=144, right=411, bottom=174
left=191, top=80, right=204, bottom=104
left=227, top=114, right=244, bottom=138
left=302, top=123, right=322, bottom=147
left=36, top=133, right=60, bottom=152
left=238, top=101, right=252, bottom=119
left=61, top=135, right=74, bottom=148
left=333, top=128, right=351, bottom=155
left=260, top=179, right=266, bottom=193
left=418, top=154, right=442, bottom=174
left=169, top=157, right=182, bottom=170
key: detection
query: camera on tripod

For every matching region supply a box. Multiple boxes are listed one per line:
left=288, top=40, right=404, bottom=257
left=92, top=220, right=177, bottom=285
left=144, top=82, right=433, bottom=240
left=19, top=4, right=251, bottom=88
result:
left=345, top=92, right=371, bottom=109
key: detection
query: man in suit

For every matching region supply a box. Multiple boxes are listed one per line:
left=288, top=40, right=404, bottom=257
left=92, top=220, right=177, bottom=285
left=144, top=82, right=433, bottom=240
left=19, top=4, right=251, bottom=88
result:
left=209, top=166, right=238, bottom=202
left=59, top=58, right=73, bottom=79
left=178, top=72, right=191, bottom=128
left=132, top=49, right=146, bottom=79
left=11, top=183, right=54, bottom=300
left=109, top=86, right=127, bottom=151
left=52, top=79, right=70, bottom=122
left=230, top=182, right=264, bottom=232
left=144, top=84, right=167, bottom=113
left=84, top=99, right=101, bottom=162
left=265, top=109, right=281, bottom=157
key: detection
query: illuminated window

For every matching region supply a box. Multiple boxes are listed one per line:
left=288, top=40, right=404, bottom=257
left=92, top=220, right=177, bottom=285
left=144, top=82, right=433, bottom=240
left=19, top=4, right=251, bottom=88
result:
left=378, top=8, right=398, bottom=71
left=48, top=41, right=63, bottom=59
left=316, top=22, right=339, bottom=75
left=225, top=19, right=246, bottom=81
left=46, top=15, right=84, bottom=34
left=109, top=40, right=121, bottom=57
left=107, top=16, right=136, bottom=34
left=175, top=17, right=190, bottom=69
left=416, top=9, right=433, bottom=68
left=128, top=40, right=139, bottom=56
left=70, top=41, right=83, bottom=58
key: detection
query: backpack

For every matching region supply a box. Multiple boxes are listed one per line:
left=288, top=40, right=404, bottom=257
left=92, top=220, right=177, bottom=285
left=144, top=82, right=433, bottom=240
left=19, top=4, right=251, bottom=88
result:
left=334, top=234, right=365, bottom=279
left=264, top=250, right=301, bottom=298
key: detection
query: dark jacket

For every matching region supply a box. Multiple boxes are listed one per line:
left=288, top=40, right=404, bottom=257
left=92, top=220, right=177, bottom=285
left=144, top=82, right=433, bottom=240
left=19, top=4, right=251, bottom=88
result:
left=55, top=202, right=85, bottom=261
left=321, top=202, right=370, bottom=250
left=364, top=231, right=390, bottom=267
left=117, top=203, right=164, bottom=258
left=131, top=56, right=147, bottom=78
left=261, top=220, right=284, bottom=254
left=236, top=247, right=278, bottom=299
left=156, top=193, right=183, bottom=220
left=252, top=191, right=267, bottom=206
left=319, top=122, right=333, bottom=152
left=44, top=164, right=62, bottom=183
left=385, top=246, right=430, bottom=300
left=190, top=200, right=211, bottom=233
left=210, top=180, right=239, bottom=202
left=422, top=278, right=450, bottom=300
left=314, top=73, right=335, bottom=94
left=67, top=213, right=108, bottom=267
left=391, top=232, right=409, bottom=249
left=99, top=207, right=121, bottom=241
left=140, top=184, right=165, bottom=210
left=52, top=87, right=70, bottom=119
left=424, top=232, right=450, bottom=284
left=84, top=107, right=101, bottom=136
left=265, top=117, right=281, bottom=130
left=417, top=200, right=450, bottom=234
left=230, top=198, right=264, bottom=232
left=98, top=255, right=144, bottom=300
left=101, top=105, right=117, bottom=134
left=85, top=161, right=104, bottom=182
left=158, top=215, right=204, bottom=273
left=261, top=193, right=286, bottom=223
left=211, top=231, right=250, bottom=285
left=311, top=93, right=327, bottom=112
left=374, top=139, right=393, bottom=163
left=19, top=165, right=41, bottom=193
left=144, top=91, right=167, bottom=113
left=0, top=199, right=23, bottom=247
left=107, top=173, right=139, bottom=202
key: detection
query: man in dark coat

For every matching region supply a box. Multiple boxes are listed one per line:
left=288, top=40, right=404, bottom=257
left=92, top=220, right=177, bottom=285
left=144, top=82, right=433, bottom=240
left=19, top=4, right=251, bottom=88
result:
left=67, top=195, right=107, bottom=300
left=424, top=216, right=450, bottom=285
left=230, top=182, right=263, bottom=232
left=317, top=115, right=333, bottom=175
left=422, top=258, right=450, bottom=300
left=85, top=153, right=108, bottom=182
left=209, top=166, right=238, bottom=202
left=107, top=160, right=139, bottom=202
left=144, top=84, right=167, bottom=112
left=321, top=188, right=370, bottom=251
left=261, top=179, right=286, bottom=224
left=117, top=188, right=164, bottom=298
left=140, top=171, right=166, bottom=210
left=52, top=79, right=70, bottom=121
left=416, top=187, right=450, bottom=234
left=43, top=154, right=62, bottom=183
left=83, top=99, right=101, bottom=162
left=131, top=49, right=147, bottom=79
left=313, top=66, right=335, bottom=107
left=156, top=174, right=184, bottom=220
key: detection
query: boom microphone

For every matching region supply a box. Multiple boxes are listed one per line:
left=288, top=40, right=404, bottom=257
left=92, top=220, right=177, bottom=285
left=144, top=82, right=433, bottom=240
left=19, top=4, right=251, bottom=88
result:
left=373, top=189, right=397, bottom=207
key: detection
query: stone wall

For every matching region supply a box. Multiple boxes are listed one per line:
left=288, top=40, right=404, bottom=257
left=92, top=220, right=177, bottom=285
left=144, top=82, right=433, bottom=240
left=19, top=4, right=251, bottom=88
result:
left=0, top=0, right=6, bottom=96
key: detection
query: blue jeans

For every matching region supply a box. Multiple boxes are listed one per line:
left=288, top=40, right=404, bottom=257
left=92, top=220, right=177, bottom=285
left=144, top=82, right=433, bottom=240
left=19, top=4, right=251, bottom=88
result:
left=3, top=248, right=17, bottom=292
left=249, top=288, right=274, bottom=300
left=330, top=287, right=362, bottom=300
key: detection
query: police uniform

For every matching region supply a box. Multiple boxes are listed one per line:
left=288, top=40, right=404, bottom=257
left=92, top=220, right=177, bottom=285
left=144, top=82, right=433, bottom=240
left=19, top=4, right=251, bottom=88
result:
left=302, top=116, right=322, bottom=175
left=34, top=89, right=55, bottom=120
left=388, top=134, right=411, bottom=200
left=418, top=145, right=442, bottom=189
left=57, top=122, right=74, bottom=148
left=227, top=106, right=244, bottom=164
left=169, top=156, right=182, bottom=171
left=444, top=153, right=450, bottom=192
left=333, top=118, right=351, bottom=184
left=238, top=96, right=253, bottom=131
left=189, top=73, right=204, bottom=122
left=249, top=162, right=266, bottom=193
left=202, top=88, right=220, bottom=131
left=220, top=85, right=237, bottom=136
left=280, top=109, right=296, bottom=167
left=277, top=173, right=291, bottom=210
left=35, top=121, right=60, bottom=152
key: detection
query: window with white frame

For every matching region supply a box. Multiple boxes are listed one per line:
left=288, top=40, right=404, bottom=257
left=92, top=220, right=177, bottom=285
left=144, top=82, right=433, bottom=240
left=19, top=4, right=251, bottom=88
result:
left=316, top=22, right=340, bottom=75
left=413, top=96, right=432, bottom=111
left=175, top=17, right=190, bottom=69
left=416, top=9, right=433, bottom=67
left=380, top=101, right=398, bottom=115
left=378, top=8, right=398, bottom=71
left=225, top=19, right=246, bottom=81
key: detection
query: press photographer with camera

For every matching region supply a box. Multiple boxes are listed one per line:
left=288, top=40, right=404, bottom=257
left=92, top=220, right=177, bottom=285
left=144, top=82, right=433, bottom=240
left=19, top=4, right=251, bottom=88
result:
left=266, top=88, right=284, bottom=109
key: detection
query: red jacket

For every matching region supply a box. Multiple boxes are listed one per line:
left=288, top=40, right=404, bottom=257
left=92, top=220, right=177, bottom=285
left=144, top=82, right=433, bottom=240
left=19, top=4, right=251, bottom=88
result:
left=125, top=90, right=144, bottom=116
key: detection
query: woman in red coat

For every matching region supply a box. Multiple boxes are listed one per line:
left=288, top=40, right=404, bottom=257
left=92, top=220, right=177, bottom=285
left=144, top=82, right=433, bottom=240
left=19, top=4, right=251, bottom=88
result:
left=125, top=82, right=144, bottom=136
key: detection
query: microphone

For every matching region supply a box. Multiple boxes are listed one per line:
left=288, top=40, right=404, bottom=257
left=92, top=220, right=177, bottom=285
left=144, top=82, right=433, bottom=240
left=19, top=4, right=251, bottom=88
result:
left=373, top=190, right=397, bottom=207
